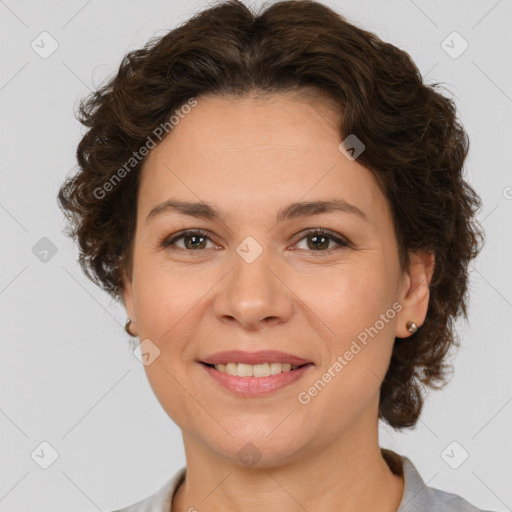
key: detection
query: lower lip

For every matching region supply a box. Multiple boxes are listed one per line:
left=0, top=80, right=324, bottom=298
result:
left=200, top=363, right=314, bottom=397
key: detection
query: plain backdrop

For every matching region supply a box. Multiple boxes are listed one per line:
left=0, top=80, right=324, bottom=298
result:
left=1, top=0, right=511, bottom=510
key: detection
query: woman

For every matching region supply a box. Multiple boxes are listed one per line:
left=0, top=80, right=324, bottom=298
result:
left=57, top=1, right=491, bottom=510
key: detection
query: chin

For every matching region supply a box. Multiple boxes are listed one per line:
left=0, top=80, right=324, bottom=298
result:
left=204, top=428, right=309, bottom=469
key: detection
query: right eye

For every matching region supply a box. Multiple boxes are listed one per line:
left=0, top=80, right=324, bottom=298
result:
left=160, top=229, right=219, bottom=251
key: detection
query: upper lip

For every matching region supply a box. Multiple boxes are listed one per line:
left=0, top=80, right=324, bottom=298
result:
left=200, top=350, right=313, bottom=366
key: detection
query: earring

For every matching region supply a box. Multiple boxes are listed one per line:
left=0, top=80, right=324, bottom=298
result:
left=125, top=318, right=135, bottom=336
left=406, top=321, right=418, bottom=334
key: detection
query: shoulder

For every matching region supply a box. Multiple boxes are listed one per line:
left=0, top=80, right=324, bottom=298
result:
left=416, top=484, right=494, bottom=512
left=385, top=449, right=495, bottom=512
left=110, top=467, right=186, bottom=512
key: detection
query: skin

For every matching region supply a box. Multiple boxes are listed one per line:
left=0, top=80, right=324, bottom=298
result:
left=123, top=91, right=434, bottom=512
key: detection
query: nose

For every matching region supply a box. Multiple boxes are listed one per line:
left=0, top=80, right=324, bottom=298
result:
left=213, top=247, right=294, bottom=330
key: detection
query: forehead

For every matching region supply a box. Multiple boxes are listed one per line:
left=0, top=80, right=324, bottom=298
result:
left=149, top=91, right=343, bottom=163
left=137, top=93, right=389, bottom=228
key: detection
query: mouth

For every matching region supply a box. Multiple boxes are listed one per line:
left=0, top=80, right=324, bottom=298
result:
left=200, top=361, right=313, bottom=377
left=199, top=349, right=313, bottom=368
left=197, top=351, right=315, bottom=396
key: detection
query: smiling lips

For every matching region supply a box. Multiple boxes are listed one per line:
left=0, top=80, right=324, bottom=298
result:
left=199, top=350, right=314, bottom=395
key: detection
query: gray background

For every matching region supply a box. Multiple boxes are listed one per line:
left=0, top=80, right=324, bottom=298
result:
left=1, top=0, right=511, bottom=510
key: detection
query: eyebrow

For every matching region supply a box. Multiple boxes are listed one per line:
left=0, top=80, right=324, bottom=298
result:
left=146, top=198, right=368, bottom=224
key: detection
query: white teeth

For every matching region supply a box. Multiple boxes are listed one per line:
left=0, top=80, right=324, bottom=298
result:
left=237, top=363, right=253, bottom=377
left=252, top=362, right=270, bottom=377
left=214, top=362, right=299, bottom=377
left=270, top=362, right=283, bottom=375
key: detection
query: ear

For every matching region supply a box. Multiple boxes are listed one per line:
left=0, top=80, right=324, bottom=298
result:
left=395, top=250, right=435, bottom=338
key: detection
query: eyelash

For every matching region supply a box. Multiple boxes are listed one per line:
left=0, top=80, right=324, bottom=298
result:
left=160, top=228, right=351, bottom=255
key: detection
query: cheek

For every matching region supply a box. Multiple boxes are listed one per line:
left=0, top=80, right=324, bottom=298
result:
left=302, top=258, right=398, bottom=400
left=131, top=262, right=202, bottom=425
left=309, top=258, right=396, bottom=340
left=132, top=254, right=201, bottom=335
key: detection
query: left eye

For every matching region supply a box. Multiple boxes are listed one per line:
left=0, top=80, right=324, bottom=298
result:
left=294, top=229, right=350, bottom=252
left=161, top=229, right=350, bottom=253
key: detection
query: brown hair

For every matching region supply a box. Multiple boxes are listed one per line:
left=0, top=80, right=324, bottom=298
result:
left=57, top=0, right=484, bottom=429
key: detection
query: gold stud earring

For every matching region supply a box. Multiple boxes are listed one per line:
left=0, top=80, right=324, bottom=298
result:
left=406, top=321, right=418, bottom=334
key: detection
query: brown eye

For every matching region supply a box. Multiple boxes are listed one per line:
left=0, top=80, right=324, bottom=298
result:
left=161, top=230, right=215, bottom=251
left=306, top=233, right=330, bottom=251
left=295, top=229, right=350, bottom=253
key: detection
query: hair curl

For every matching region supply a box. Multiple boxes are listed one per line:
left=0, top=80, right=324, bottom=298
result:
left=57, top=0, right=484, bottom=429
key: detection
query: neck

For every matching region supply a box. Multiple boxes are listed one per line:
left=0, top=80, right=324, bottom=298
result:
left=171, top=411, right=404, bottom=512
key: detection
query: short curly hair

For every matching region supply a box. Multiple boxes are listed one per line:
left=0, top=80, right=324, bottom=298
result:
left=57, top=0, right=484, bottom=429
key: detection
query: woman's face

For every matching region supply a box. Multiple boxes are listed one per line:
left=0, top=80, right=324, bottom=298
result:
left=123, top=92, right=431, bottom=466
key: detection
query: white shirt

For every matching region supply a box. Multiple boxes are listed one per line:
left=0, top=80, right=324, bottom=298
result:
left=111, top=448, right=492, bottom=511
